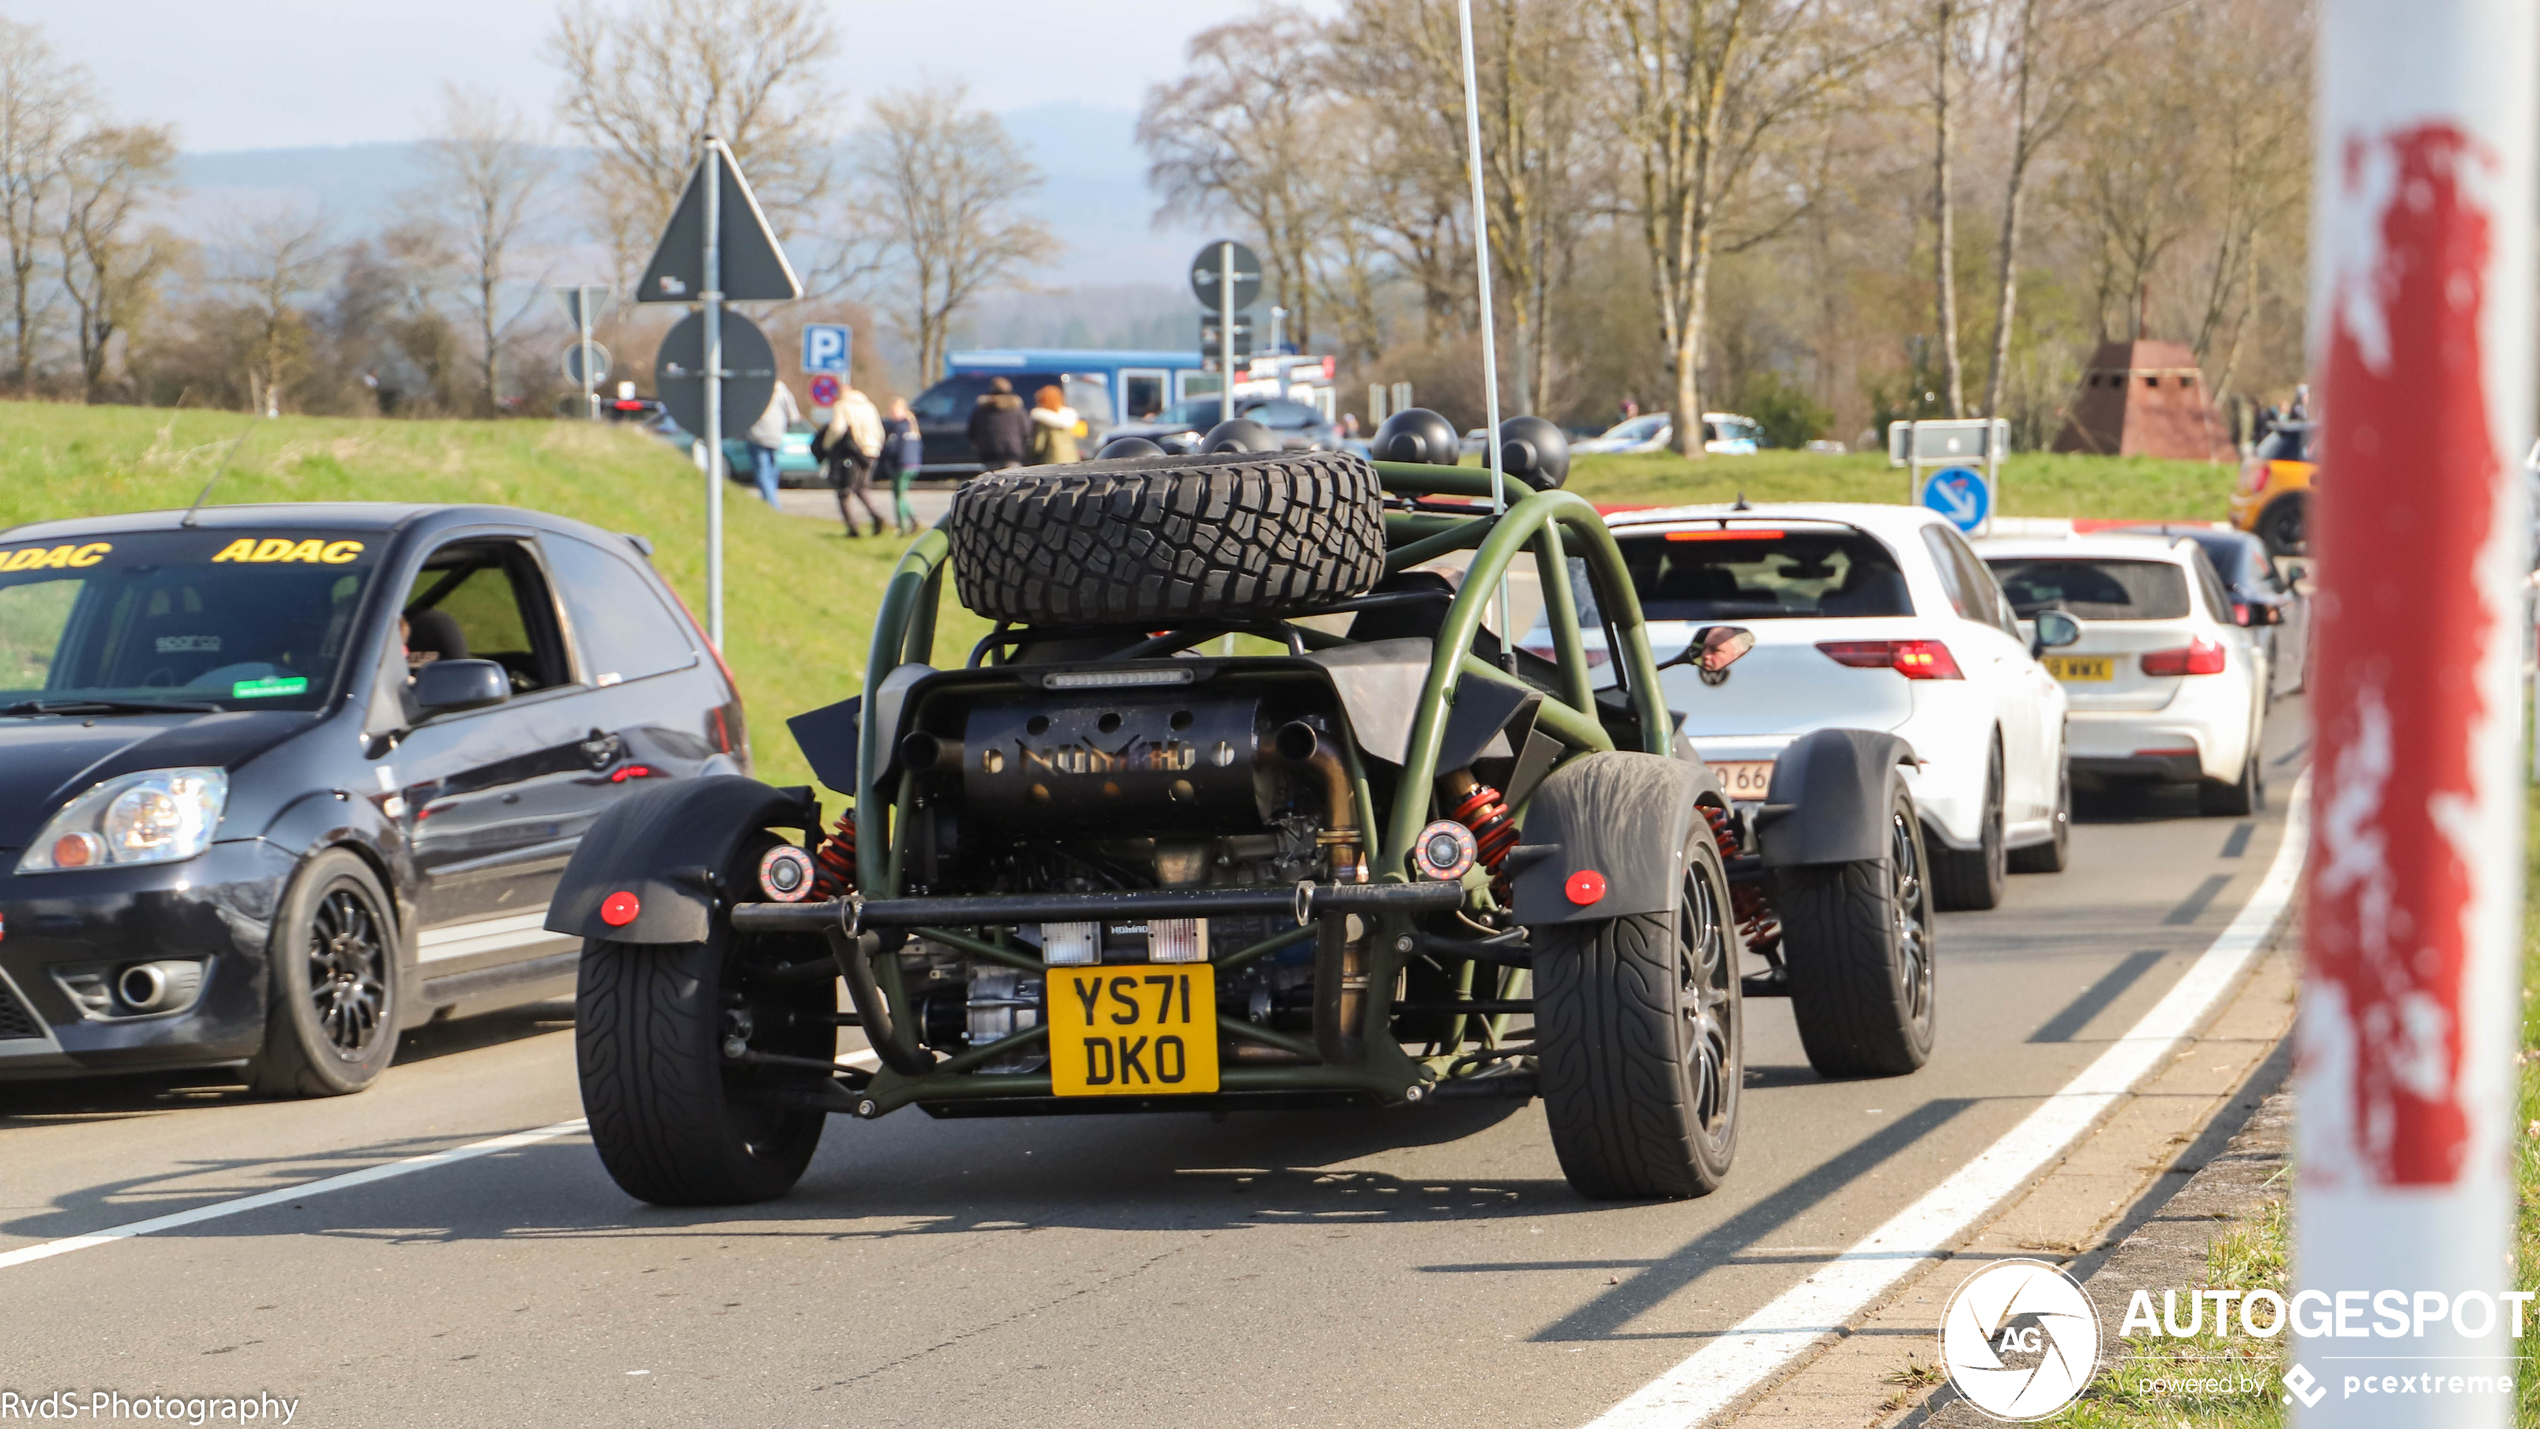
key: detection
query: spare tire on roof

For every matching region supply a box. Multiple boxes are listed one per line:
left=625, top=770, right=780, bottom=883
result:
left=946, top=450, right=1387, bottom=626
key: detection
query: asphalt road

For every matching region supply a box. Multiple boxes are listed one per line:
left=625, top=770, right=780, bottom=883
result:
left=0, top=703, right=2311, bottom=1429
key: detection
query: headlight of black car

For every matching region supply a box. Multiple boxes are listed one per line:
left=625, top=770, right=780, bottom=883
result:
left=16, top=767, right=230, bottom=873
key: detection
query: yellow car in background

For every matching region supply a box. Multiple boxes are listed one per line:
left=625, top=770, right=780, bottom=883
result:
left=2230, top=421, right=2313, bottom=555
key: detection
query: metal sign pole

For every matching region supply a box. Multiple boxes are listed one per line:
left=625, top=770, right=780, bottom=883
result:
left=578, top=288, right=598, bottom=422
left=2294, top=3, right=2532, bottom=1425
left=1219, top=241, right=1235, bottom=425
left=702, top=137, right=726, bottom=650
left=1455, top=0, right=1511, bottom=665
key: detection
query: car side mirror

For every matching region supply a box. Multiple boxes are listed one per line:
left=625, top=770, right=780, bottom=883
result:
left=2030, top=610, right=2082, bottom=656
left=412, top=658, right=511, bottom=717
left=1659, top=625, right=1756, bottom=687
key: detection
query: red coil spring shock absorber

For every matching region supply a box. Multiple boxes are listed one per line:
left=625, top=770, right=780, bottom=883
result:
left=1701, top=804, right=1780, bottom=955
left=813, top=810, right=858, bottom=897
left=1440, top=771, right=1520, bottom=895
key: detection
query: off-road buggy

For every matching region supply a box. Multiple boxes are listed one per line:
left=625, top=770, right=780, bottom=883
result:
left=547, top=411, right=1936, bottom=1206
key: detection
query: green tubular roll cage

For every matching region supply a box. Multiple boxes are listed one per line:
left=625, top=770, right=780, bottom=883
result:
left=830, top=458, right=1677, bottom=1113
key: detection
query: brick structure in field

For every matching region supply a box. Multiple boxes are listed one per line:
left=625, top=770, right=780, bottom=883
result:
left=2052, top=339, right=2232, bottom=460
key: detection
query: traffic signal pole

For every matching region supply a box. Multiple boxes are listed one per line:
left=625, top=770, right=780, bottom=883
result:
left=2294, top=4, right=2533, bottom=1424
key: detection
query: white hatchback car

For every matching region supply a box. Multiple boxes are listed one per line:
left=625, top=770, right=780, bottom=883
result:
left=1978, top=534, right=2267, bottom=815
left=1530, top=503, right=2075, bottom=910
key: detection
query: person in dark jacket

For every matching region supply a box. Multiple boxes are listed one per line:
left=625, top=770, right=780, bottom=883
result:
left=967, top=377, right=1030, bottom=472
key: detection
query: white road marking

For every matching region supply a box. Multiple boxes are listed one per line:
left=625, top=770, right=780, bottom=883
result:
left=1585, top=773, right=2312, bottom=1429
left=0, top=1119, right=590, bottom=1272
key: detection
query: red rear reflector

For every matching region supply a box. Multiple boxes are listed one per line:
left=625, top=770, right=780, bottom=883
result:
left=608, top=764, right=656, bottom=783
left=600, top=891, right=641, bottom=927
left=2135, top=747, right=2199, bottom=757
left=1814, top=639, right=1964, bottom=679
left=2140, top=637, right=2227, bottom=676
left=1665, top=529, right=1785, bottom=541
left=1565, top=869, right=1607, bottom=905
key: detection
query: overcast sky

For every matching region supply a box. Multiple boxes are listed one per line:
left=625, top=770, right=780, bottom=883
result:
left=13, top=0, right=1310, bottom=152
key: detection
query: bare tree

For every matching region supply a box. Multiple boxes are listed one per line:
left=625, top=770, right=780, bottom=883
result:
left=857, top=85, right=1053, bottom=385
left=1927, top=0, right=1966, bottom=415
left=1589, top=0, right=1890, bottom=458
left=0, top=19, right=88, bottom=390
left=1322, top=11, right=1474, bottom=345
left=54, top=123, right=177, bottom=400
left=1140, top=7, right=1332, bottom=349
left=413, top=85, right=554, bottom=414
left=547, top=0, right=842, bottom=289
left=214, top=208, right=335, bottom=416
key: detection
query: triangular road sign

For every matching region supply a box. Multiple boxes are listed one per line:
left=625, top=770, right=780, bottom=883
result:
left=637, top=139, right=804, bottom=304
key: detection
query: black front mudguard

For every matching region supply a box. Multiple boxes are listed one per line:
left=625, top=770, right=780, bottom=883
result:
left=1507, top=751, right=1722, bottom=925
left=1752, top=729, right=1916, bottom=868
left=545, top=777, right=821, bottom=944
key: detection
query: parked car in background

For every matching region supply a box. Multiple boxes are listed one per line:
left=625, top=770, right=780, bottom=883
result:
left=1572, top=413, right=1766, bottom=455
left=2229, top=420, right=2313, bottom=555
left=2106, top=524, right=2307, bottom=698
left=720, top=424, right=821, bottom=488
left=1981, top=533, right=2267, bottom=815
left=0, top=503, right=748, bottom=1094
left=1105, top=394, right=1339, bottom=454
left=1524, top=502, right=2078, bottom=910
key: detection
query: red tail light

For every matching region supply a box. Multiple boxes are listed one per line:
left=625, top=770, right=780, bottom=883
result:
left=2237, top=458, right=2272, bottom=496
left=2141, top=637, right=2227, bottom=676
left=1815, top=639, right=1964, bottom=680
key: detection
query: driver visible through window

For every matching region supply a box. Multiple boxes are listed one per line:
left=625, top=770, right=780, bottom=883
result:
left=1616, top=528, right=1915, bottom=621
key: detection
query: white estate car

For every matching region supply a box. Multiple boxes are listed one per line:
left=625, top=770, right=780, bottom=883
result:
left=1978, top=534, right=2268, bottom=816
left=1571, top=413, right=1766, bottom=455
left=1531, top=503, right=2076, bottom=910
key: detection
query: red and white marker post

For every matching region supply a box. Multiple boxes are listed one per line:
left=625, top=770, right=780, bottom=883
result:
left=2296, top=2, right=2534, bottom=1423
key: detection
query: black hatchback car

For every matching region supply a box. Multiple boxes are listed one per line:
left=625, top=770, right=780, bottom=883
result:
left=0, top=503, right=746, bottom=1094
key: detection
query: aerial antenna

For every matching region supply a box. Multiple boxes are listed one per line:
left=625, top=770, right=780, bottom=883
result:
left=180, top=414, right=260, bottom=528
left=1454, top=0, right=1512, bottom=668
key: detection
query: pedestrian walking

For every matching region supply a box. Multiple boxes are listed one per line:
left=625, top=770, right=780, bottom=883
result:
left=967, top=377, right=1030, bottom=472
left=1027, top=384, right=1081, bottom=465
left=745, top=382, right=803, bottom=508
left=815, top=385, right=889, bottom=536
left=879, top=396, right=923, bottom=536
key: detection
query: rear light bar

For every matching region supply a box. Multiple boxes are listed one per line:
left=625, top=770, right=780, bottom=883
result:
left=1816, top=639, right=1964, bottom=680
left=2140, top=637, right=2227, bottom=676
left=1665, top=528, right=1786, bottom=541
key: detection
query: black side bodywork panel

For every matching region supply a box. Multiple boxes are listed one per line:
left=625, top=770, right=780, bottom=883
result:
left=546, top=777, right=819, bottom=944
left=1508, top=752, right=1703, bottom=925
left=1753, top=729, right=1915, bottom=868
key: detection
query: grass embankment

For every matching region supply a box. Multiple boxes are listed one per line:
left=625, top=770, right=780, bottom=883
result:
left=0, top=401, right=980, bottom=790
left=1566, top=449, right=2239, bottom=523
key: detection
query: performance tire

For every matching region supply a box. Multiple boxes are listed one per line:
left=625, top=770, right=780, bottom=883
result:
left=2256, top=494, right=2307, bottom=556
left=246, top=849, right=400, bottom=1098
left=1534, top=824, right=1741, bottom=1200
left=576, top=930, right=835, bottom=1206
left=945, top=450, right=1387, bottom=625
left=2199, top=746, right=2261, bottom=817
left=1776, top=780, right=1938, bottom=1077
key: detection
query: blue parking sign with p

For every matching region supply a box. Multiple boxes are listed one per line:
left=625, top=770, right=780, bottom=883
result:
left=802, top=323, right=852, bottom=374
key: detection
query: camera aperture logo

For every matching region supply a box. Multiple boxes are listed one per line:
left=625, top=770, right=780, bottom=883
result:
left=1940, top=1259, right=2101, bottom=1421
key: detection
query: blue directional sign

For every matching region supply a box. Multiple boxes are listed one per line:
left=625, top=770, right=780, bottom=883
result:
left=1921, top=465, right=1991, bottom=532
left=801, top=323, right=853, bottom=374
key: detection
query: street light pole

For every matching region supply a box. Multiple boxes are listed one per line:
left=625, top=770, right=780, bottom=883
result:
left=2293, top=4, right=2533, bottom=1425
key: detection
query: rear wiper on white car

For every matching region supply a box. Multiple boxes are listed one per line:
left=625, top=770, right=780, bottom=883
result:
left=0, top=698, right=224, bottom=717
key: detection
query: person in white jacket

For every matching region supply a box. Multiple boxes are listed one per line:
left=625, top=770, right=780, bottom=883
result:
left=745, top=382, right=803, bottom=508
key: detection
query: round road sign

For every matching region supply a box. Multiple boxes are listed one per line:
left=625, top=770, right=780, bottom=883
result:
left=561, top=341, right=611, bottom=386
left=654, top=311, right=778, bottom=441
left=1920, top=465, right=1991, bottom=532
left=1189, top=240, right=1262, bottom=312
left=808, top=373, right=841, bottom=407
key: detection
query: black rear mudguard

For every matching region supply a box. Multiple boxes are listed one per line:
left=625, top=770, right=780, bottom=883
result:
left=1751, top=729, right=1916, bottom=868
left=545, top=777, right=821, bottom=944
left=1507, top=751, right=1722, bottom=926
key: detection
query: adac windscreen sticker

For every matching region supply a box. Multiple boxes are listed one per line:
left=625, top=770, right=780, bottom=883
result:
left=211, top=538, right=365, bottom=565
left=232, top=676, right=309, bottom=699
left=0, top=542, right=111, bottom=571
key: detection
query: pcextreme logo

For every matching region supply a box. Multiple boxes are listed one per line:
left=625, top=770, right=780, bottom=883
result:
left=1940, top=1259, right=2100, bottom=1421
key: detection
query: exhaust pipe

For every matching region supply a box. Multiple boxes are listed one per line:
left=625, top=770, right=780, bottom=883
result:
left=116, top=960, right=204, bottom=1014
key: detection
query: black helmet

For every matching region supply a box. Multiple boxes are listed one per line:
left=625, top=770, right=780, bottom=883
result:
left=1371, top=407, right=1460, bottom=465
left=1096, top=436, right=1166, bottom=460
left=1200, top=418, right=1279, bottom=453
left=1493, top=415, right=1570, bottom=491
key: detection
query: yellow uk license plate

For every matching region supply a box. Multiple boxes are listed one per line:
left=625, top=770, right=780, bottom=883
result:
left=2044, top=655, right=2114, bottom=682
left=1046, top=966, right=1219, bottom=1096
left=1709, top=760, right=1775, bottom=799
